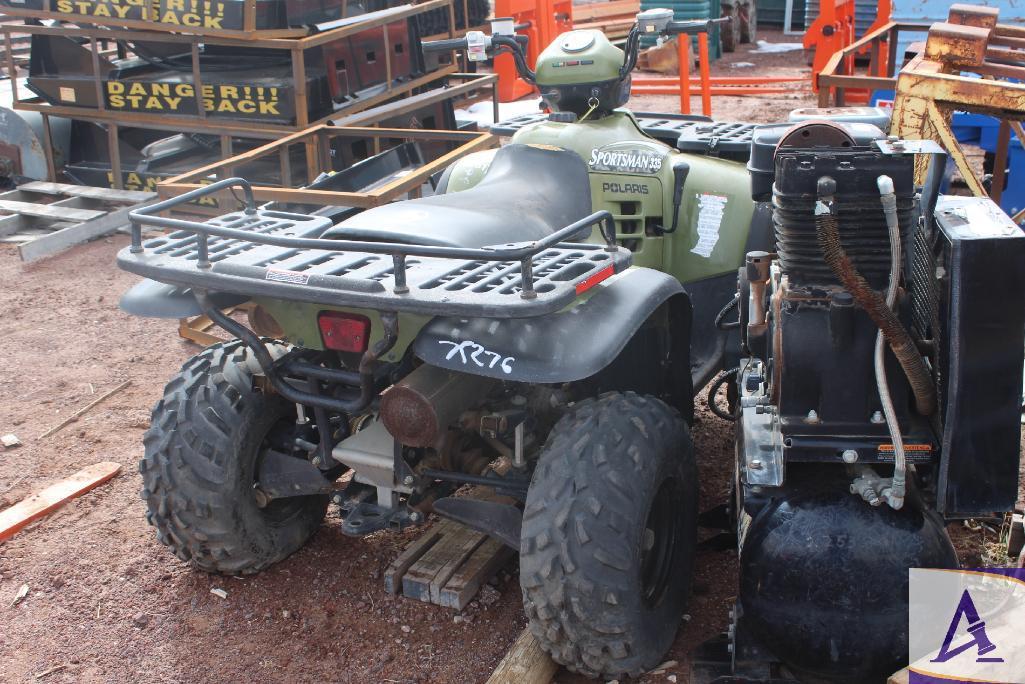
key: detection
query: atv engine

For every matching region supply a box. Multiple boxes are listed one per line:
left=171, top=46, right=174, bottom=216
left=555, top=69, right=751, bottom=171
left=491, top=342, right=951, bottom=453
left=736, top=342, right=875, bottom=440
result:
left=722, top=121, right=1025, bottom=682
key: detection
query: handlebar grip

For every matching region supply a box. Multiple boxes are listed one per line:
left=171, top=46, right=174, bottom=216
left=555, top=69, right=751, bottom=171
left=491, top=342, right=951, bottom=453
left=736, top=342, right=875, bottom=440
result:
left=422, top=37, right=469, bottom=52
left=665, top=18, right=728, bottom=34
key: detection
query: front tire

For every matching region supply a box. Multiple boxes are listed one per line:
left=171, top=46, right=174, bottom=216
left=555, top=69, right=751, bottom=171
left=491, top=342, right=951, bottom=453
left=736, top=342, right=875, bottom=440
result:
left=519, top=392, right=698, bottom=678
left=140, top=341, right=329, bottom=575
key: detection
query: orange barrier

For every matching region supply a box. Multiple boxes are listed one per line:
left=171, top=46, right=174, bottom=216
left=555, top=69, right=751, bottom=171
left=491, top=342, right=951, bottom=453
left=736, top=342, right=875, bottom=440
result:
left=804, top=0, right=893, bottom=99
left=494, top=0, right=572, bottom=101
left=631, top=33, right=803, bottom=115
left=804, top=0, right=856, bottom=89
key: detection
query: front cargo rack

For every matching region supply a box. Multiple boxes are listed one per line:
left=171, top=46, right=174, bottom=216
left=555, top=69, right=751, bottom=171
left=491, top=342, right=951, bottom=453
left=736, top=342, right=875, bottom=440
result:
left=119, top=178, right=631, bottom=318
left=490, top=112, right=757, bottom=161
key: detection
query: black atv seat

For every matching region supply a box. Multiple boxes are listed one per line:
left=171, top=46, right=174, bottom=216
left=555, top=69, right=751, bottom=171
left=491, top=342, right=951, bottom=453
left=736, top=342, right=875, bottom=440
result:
left=321, top=143, right=593, bottom=247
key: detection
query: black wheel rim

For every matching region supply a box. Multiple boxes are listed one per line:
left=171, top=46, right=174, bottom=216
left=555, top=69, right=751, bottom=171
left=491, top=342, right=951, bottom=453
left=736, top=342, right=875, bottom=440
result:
left=640, top=477, right=683, bottom=608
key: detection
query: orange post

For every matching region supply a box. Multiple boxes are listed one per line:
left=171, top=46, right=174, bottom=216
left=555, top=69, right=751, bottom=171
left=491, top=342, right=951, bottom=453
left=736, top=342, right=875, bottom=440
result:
left=678, top=34, right=691, bottom=114
left=697, top=32, right=711, bottom=116
left=493, top=0, right=573, bottom=102
left=804, top=0, right=857, bottom=90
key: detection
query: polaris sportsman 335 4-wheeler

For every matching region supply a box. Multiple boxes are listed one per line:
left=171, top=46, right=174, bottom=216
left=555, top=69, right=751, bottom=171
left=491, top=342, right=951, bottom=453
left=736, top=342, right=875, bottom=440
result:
left=116, top=10, right=1025, bottom=682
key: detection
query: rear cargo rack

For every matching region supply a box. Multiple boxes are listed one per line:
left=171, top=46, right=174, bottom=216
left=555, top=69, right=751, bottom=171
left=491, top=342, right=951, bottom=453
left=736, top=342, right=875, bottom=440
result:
left=120, top=177, right=630, bottom=318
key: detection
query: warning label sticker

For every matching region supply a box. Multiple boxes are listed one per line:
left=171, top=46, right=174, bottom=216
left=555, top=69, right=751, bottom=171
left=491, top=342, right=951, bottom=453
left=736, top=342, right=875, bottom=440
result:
left=266, top=269, right=310, bottom=285
left=878, top=443, right=933, bottom=462
left=691, top=193, right=727, bottom=258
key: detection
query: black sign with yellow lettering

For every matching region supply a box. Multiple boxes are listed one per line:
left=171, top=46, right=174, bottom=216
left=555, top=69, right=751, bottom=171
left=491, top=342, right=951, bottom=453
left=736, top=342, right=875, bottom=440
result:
left=104, top=81, right=289, bottom=120
left=0, top=0, right=340, bottom=32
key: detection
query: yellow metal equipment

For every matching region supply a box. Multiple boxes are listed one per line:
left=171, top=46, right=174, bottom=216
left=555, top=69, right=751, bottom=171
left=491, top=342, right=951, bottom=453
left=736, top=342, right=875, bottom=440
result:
left=890, top=4, right=1025, bottom=221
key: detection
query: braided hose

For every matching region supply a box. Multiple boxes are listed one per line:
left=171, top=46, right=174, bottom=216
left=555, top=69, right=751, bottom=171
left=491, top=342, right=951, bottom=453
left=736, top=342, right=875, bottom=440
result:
left=814, top=177, right=936, bottom=417
left=874, top=175, right=906, bottom=510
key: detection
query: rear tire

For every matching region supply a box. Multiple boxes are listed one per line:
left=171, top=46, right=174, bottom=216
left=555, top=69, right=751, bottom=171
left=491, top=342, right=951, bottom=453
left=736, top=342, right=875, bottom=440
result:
left=140, top=341, right=329, bottom=575
left=520, top=392, right=698, bottom=678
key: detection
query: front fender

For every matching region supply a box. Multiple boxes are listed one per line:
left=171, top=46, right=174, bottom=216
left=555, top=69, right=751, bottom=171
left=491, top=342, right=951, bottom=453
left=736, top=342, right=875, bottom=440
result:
left=413, top=268, right=689, bottom=383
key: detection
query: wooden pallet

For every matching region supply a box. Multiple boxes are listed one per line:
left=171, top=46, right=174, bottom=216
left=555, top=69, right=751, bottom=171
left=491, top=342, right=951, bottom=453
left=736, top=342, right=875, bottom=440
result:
left=573, top=0, right=639, bottom=41
left=0, top=181, right=155, bottom=261
left=385, top=513, right=515, bottom=610
left=178, top=303, right=255, bottom=347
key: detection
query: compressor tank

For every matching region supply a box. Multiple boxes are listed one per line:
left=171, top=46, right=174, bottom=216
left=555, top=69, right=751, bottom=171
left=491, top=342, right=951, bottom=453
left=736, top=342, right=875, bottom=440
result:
left=739, top=480, right=958, bottom=681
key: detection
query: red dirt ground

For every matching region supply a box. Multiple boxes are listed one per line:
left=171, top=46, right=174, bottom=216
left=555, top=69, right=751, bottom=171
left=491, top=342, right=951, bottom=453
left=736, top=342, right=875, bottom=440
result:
left=0, top=29, right=1017, bottom=684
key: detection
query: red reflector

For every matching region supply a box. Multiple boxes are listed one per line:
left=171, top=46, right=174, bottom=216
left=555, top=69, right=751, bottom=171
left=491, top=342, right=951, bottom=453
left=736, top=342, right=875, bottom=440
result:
left=317, top=311, right=371, bottom=353
left=575, top=265, right=615, bottom=295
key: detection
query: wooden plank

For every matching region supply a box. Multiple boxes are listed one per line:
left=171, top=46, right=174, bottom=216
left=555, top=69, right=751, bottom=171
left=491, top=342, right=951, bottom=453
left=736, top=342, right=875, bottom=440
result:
left=438, top=536, right=515, bottom=610
left=0, top=212, right=44, bottom=238
left=401, top=522, right=483, bottom=602
left=18, top=200, right=153, bottom=262
left=0, top=462, right=122, bottom=542
left=383, top=525, right=447, bottom=594
left=574, top=0, right=639, bottom=21
left=0, top=199, right=105, bottom=222
left=17, top=181, right=155, bottom=204
left=486, top=628, right=558, bottom=684
left=428, top=527, right=488, bottom=604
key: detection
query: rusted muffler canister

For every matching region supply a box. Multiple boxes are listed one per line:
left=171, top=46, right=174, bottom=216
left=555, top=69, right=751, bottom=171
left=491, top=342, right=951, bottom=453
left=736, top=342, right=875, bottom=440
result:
left=380, top=364, right=496, bottom=447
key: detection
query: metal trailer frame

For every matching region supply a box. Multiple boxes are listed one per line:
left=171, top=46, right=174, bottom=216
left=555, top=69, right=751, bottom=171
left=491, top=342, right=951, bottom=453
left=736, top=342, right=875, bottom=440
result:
left=2, top=1, right=455, bottom=136
left=1, top=0, right=307, bottom=39
left=40, top=71, right=495, bottom=198
left=154, top=125, right=498, bottom=209
left=1, top=0, right=385, bottom=40
left=890, top=4, right=1025, bottom=223
left=0, top=0, right=486, bottom=40
left=815, top=20, right=930, bottom=106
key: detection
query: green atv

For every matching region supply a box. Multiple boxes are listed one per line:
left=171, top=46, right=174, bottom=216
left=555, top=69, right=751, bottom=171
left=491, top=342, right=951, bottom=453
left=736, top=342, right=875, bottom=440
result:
left=118, top=11, right=763, bottom=677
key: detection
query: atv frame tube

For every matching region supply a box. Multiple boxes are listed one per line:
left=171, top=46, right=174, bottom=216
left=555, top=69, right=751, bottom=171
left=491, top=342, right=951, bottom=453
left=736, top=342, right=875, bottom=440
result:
left=196, top=290, right=399, bottom=416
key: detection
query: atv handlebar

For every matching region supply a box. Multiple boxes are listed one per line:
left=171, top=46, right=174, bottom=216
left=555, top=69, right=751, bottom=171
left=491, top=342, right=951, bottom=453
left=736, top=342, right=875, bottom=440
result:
left=421, top=13, right=728, bottom=86
left=422, top=36, right=473, bottom=52
left=663, top=17, right=730, bottom=35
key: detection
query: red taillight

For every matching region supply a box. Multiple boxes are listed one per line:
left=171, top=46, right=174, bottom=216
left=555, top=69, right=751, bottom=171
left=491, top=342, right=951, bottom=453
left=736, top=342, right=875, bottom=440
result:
left=317, top=311, right=371, bottom=353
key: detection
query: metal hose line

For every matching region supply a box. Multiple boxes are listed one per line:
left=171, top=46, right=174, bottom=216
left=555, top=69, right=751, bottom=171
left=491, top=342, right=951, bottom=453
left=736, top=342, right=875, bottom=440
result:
left=874, top=175, right=906, bottom=509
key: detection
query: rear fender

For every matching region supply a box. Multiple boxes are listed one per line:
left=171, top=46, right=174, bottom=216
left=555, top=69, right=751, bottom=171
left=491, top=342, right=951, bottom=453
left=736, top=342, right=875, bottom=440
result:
left=119, top=279, right=247, bottom=319
left=413, top=268, right=691, bottom=385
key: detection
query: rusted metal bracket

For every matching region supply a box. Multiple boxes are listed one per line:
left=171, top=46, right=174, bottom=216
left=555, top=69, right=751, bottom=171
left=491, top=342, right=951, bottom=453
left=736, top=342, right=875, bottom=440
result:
left=890, top=3, right=1025, bottom=222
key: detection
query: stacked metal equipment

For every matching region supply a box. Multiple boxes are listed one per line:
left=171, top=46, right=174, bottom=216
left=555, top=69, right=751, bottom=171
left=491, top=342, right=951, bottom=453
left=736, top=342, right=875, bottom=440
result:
left=0, top=0, right=493, bottom=199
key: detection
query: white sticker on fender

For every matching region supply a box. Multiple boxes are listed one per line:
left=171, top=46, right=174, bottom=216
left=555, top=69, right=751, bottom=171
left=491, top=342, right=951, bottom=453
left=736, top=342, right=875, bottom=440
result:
left=438, top=340, right=515, bottom=374
left=265, top=268, right=309, bottom=285
left=691, top=193, right=728, bottom=258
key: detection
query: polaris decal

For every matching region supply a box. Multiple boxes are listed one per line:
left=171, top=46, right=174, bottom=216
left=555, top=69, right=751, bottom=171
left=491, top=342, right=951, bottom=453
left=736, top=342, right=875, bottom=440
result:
left=588, top=142, right=666, bottom=175
left=438, top=340, right=515, bottom=375
left=601, top=182, right=649, bottom=194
